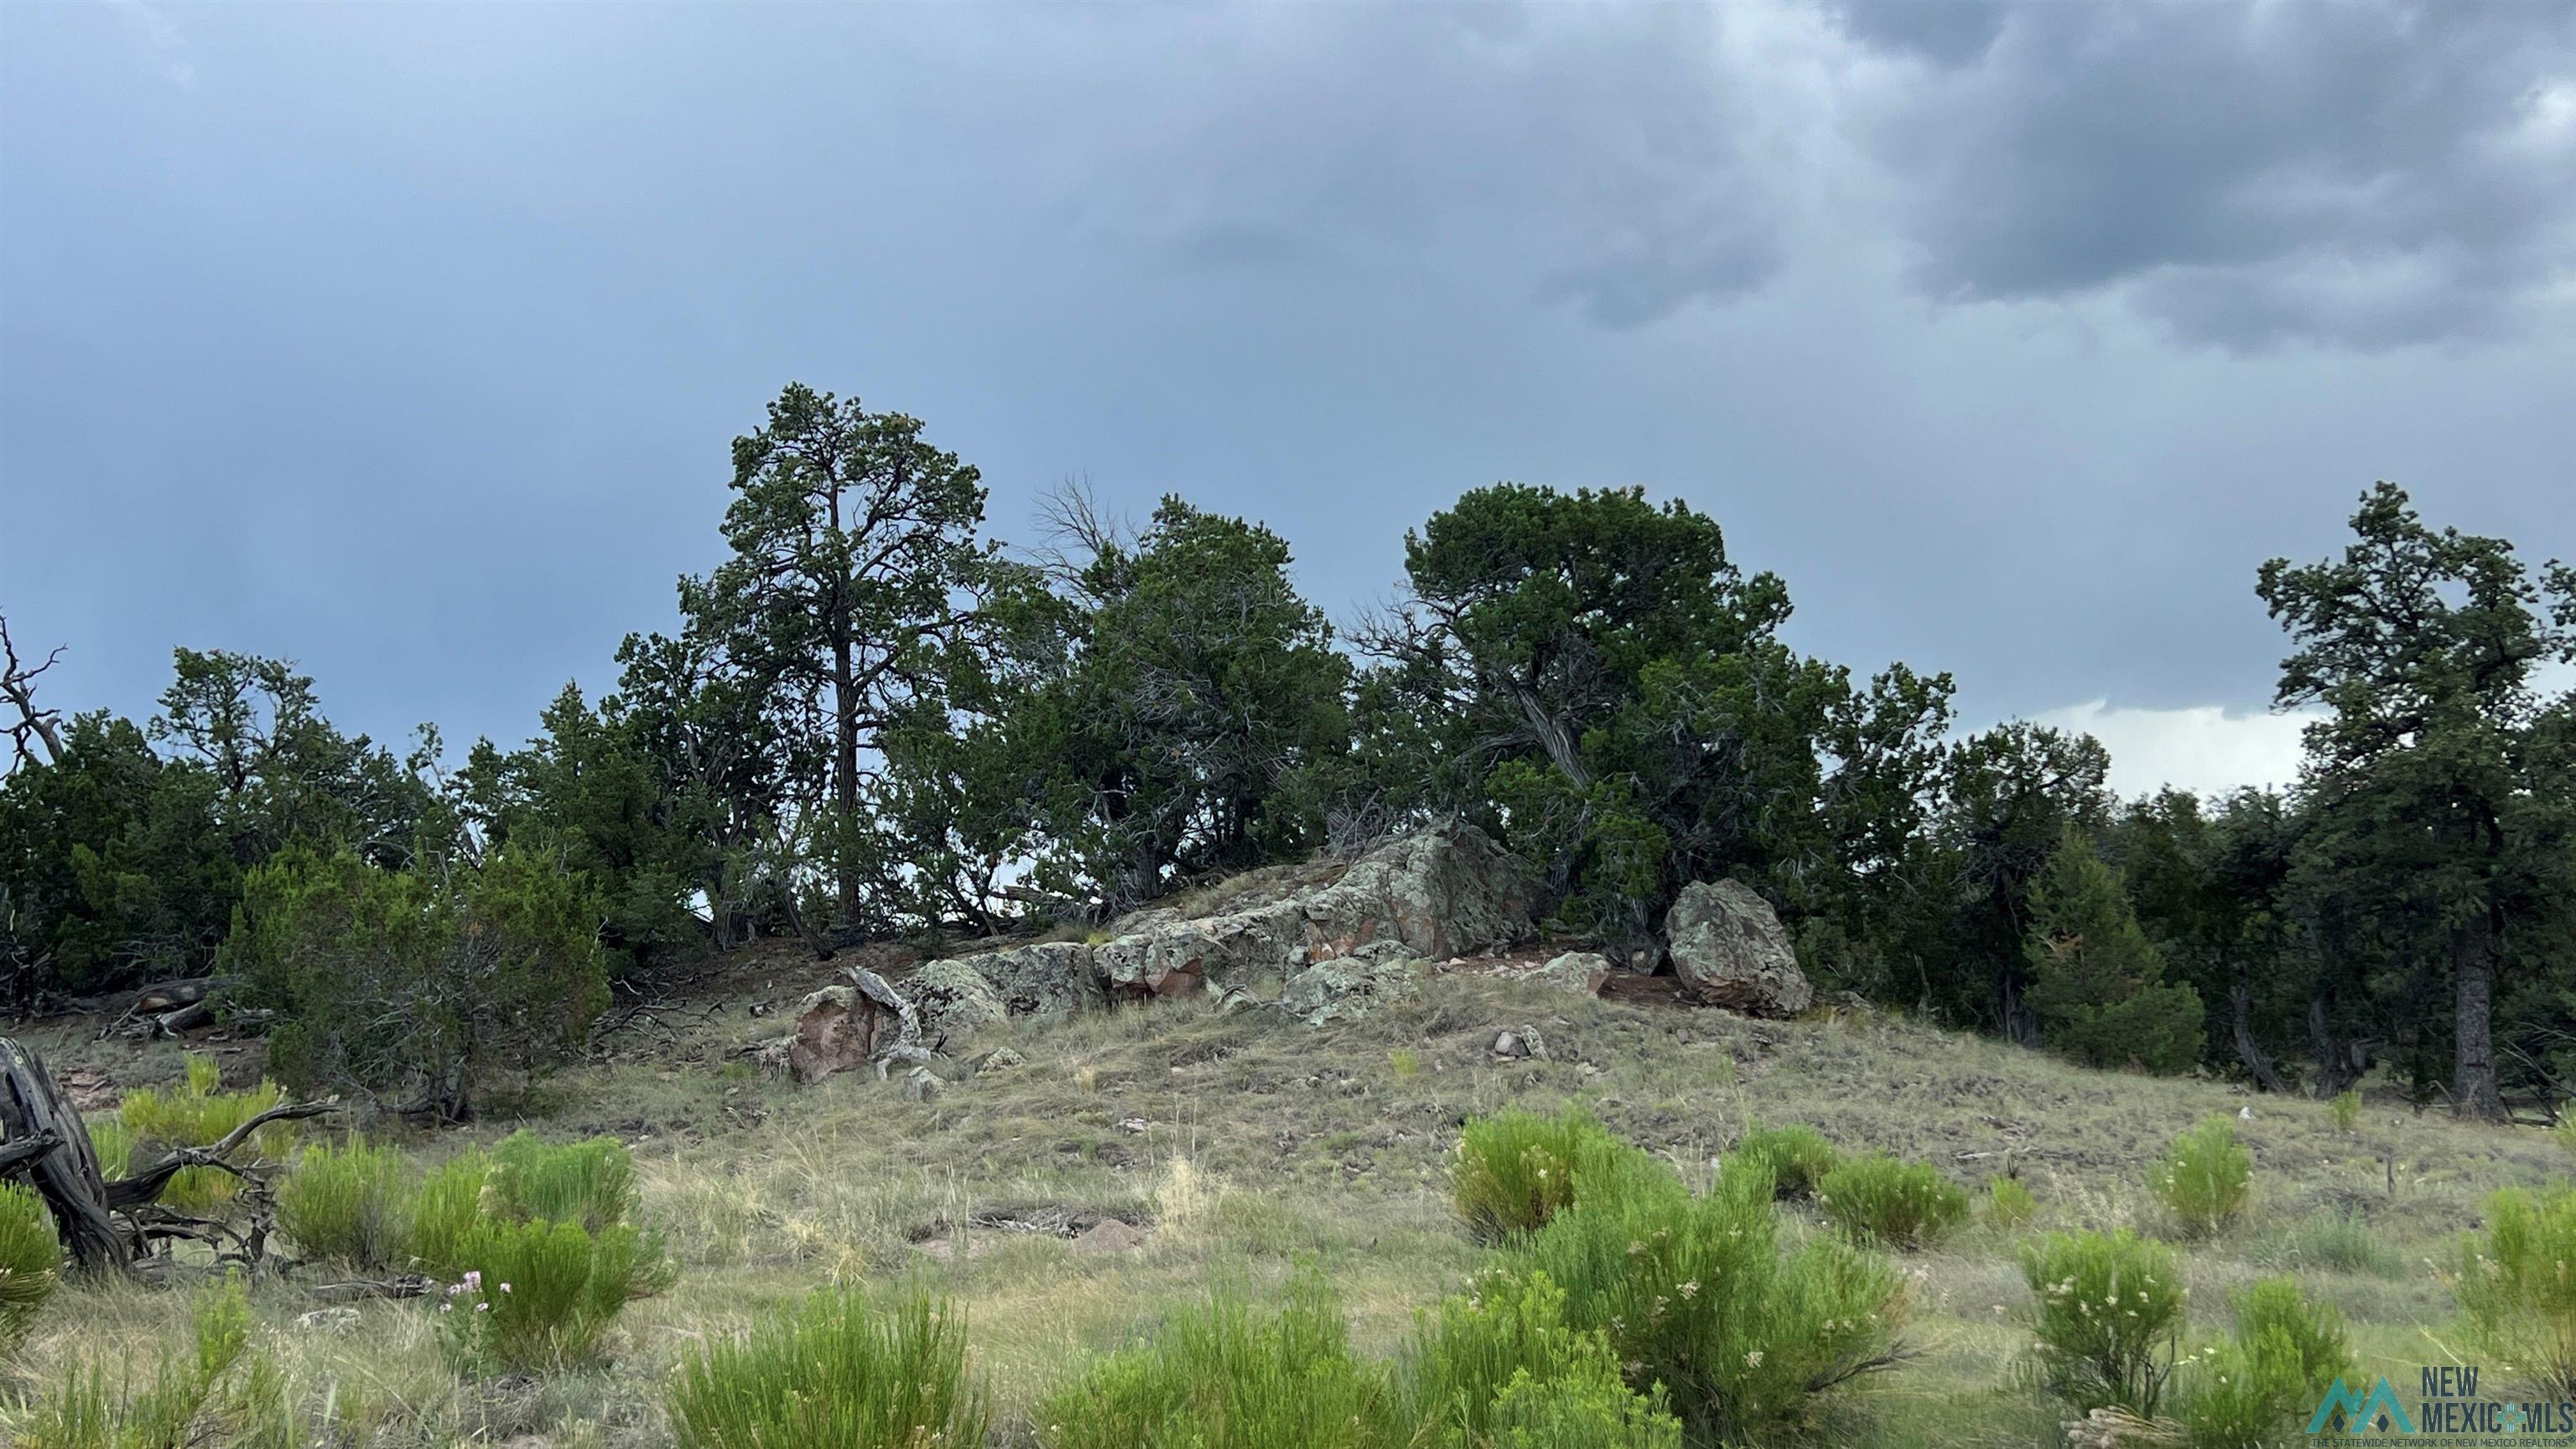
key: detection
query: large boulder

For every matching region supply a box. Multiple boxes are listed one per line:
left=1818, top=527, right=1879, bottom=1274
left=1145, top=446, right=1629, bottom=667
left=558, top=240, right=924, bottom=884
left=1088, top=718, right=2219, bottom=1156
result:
left=903, top=960, right=1009, bottom=1048
left=1093, top=823, right=1533, bottom=1002
left=1665, top=880, right=1813, bottom=1018
left=958, top=942, right=1105, bottom=1019
left=782, top=984, right=886, bottom=1084
left=860, top=824, right=1538, bottom=1030
left=1276, top=953, right=1423, bottom=1027
left=1526, top=951, right=1611, bottom=997
left=1297, top=822, right=1536, bottom=963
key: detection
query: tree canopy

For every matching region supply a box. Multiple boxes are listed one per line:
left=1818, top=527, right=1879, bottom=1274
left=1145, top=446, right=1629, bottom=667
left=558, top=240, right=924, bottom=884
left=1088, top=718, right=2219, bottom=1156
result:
left=7, top=405, right=2571, bottom=1123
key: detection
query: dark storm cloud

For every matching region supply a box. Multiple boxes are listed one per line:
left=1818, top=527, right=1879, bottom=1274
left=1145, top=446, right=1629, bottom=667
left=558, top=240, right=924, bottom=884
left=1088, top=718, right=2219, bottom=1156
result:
left=1841, top=0, right=2576, bottom=348
left=3, top=0, right=2570, bottom=800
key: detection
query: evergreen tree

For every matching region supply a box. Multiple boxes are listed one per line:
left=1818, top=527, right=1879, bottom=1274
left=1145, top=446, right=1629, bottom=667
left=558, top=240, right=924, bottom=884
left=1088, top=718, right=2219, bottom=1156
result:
left=2024, top=825, right=2205, bottom=1073
left=688, top=383, right=992, bottom=934
left=2259, top=483, right=2576, bottom=1119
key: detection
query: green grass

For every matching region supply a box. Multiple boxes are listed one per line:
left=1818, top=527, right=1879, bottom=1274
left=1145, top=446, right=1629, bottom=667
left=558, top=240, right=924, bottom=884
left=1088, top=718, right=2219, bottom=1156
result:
left=2455, top=1183, right=2576, bottom=1399
left=437, top=1218, right=678, bottom=1373
left=113, top=1053, right=299, bottom=1212
left=1036, top=1269, right=1392, bottom=1449
left=1451, top=1106, right=1651, bottom=1244
left=489, top=1130, right=640, bottom=1233
left=2174, top=1277, right=2353, bottom=1449
left=1983, top=1173, right=2037, bottom=1232
left=667, top=1288, right=989, bottom=1449
left=0, top=1182, right=63, bottom=1353
left=2020, top=1228, right=2185, bottom=1416
left=1509, top=1147, right=1906, bottom=1440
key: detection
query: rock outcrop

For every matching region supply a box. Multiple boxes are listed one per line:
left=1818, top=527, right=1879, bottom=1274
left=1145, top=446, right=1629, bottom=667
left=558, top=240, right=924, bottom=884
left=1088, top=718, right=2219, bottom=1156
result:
left=1665, top=879, right=1813, bottom=1017
left=899, top=823, right=1535, bottom=1029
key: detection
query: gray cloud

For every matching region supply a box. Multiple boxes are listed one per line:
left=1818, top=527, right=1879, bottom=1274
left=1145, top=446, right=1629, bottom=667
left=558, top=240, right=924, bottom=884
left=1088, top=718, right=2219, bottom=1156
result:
left=1053, top=5, right=1793, bottom=329
left=3, top=0, right=2571, bottom=783
left=1841, top=0, right=2576, bottom=348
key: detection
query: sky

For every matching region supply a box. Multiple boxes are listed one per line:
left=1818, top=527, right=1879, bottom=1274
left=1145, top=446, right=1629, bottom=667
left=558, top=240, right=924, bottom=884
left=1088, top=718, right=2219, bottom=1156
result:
left=3, top=0, right=2571, bottom=801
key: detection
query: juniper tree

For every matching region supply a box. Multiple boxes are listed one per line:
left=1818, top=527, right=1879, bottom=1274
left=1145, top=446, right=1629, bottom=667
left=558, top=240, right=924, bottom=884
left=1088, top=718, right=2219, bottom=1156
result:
left=2258, top=483, right=2576, bottom=1119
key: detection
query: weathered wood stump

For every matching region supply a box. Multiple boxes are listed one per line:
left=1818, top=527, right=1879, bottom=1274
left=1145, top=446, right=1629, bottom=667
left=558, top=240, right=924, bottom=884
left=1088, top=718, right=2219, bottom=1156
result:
left=0, top=1035, right=337, bottom=1274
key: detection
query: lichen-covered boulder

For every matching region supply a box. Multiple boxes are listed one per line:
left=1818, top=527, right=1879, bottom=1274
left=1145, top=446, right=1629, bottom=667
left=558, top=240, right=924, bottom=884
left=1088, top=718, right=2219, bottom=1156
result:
left=1297, top=822, right=1537, bottom=962
left=1095, top=922, right=1222, bottom=1000
left=1665, top=879, right=1812, bottom=1018
left=1276, top=953, right=1423, bottom=1027
left=903, top=959, right=1008, bottom=1047
left=958, top=942, right=1105, bottom=1019
left=1527, top=952, right=1611, bottom=997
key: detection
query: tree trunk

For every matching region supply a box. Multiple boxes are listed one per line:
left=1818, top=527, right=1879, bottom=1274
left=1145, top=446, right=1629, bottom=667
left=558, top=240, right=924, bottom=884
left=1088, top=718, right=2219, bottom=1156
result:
left=0, top=1037, right=127, bottom=1269
left=2000, top=966, right=2040, bottom=1048
left=2453, top=911, right=2506, bottom=1121
left=2230, top=984, right=2290, bottom=1094
left=831, top=619, right=863, bottom=930
left=2308, top=994, right=2355, bottom=1095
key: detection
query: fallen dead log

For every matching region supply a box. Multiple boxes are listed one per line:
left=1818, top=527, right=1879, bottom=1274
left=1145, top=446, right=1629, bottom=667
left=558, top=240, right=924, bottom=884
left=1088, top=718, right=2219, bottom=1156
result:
left=96, top=976, right=232, bottom=1041
left=0, top=1035, right=338, bottom=1273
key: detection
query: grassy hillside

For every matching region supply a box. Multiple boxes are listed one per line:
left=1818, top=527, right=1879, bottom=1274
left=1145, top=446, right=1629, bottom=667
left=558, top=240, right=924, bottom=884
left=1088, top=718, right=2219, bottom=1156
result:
left=2, top=963, right=2553, bottom=1446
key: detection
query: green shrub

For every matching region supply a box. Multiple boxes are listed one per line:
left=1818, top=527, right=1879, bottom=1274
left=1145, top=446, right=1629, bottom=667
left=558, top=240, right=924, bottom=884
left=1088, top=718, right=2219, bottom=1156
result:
left=2329, top=1090, right=2361, bottom=1134
left=1398, top=1270, right=1672, bottom=1447
left=1452, top=1108, right=1661, bottom=1244
left=2457, top=1184, right=2576, bottom=1397
left=1510, top=1156, right=1906, bottom=1440
left=2177, top=1278, right=2353, bottom=1449
left=1815, top=1155, right=1971, bottom=1249
left=116, top=1054, right=297, bottom=1211
left=1036, top=1269, right=1395, bottom=1449
left=437, top=1218, right=676, bottom=1374
left=224, top=840, right=608, bottom=1121
left=278, top=1140, right=411, bottom=1272
left=406, top=1149, right=492, bottom=1278
left=2155, top=1117, right=2251, bottom=1238
left=489, top=1131, right=636, bottom=1233
left=2021, top=1228, right=2186, bottom=1415
left=1985, top=1174, right=2038, bottom=1232
left=667, top=1288, right=989, bottom=1449
left=1486, top=1368, right=1682, bottom=1449
left=1730, top=1124, right=1838, bottom=1200
left=1, top=1182, right=64, bottom=1353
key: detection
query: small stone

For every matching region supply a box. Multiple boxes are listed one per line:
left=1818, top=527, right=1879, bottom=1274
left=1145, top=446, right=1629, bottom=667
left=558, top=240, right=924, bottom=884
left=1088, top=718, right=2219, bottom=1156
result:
left=1072, top=1218, right=1149, bottom=1255
left=294, top=1307, right=362, bottom=1336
